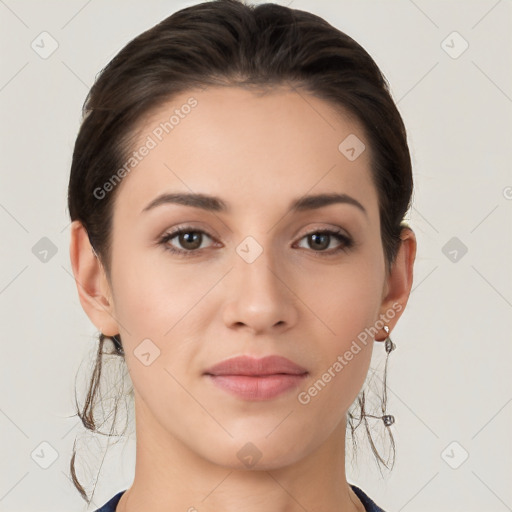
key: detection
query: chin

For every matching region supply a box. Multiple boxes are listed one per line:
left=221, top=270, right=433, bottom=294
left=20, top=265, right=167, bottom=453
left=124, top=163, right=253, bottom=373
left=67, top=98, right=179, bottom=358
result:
left=197, top=434, right=307, bottom=471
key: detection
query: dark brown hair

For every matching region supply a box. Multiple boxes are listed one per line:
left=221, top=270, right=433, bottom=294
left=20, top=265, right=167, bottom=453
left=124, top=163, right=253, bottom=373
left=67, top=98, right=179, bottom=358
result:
left=68, top=0, right=412, bottom=502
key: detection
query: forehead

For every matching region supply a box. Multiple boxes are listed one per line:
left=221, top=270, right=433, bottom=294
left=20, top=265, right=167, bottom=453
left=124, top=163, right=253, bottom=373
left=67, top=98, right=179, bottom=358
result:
left=112, top=85, right=379, bottom=222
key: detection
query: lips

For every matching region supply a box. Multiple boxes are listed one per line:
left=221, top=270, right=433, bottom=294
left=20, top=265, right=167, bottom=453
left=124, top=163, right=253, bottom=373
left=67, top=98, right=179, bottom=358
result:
left=204, top=355, right=308, bottom=377
left=204, top=355, right=308, bottom=401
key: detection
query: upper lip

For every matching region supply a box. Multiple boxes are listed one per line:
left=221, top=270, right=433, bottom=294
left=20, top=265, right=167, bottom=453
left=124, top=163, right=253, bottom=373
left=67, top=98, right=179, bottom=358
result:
left=204, top=355, right=308, bottom=376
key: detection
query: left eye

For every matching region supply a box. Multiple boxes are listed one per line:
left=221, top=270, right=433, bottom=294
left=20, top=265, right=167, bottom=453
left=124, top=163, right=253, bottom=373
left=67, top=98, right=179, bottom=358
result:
left=295, top=230, right=352, bottom=253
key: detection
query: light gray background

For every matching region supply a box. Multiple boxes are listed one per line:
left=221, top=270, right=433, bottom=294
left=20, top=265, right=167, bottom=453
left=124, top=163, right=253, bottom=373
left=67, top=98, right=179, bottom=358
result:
left=1, top=0, right=511, bottom=511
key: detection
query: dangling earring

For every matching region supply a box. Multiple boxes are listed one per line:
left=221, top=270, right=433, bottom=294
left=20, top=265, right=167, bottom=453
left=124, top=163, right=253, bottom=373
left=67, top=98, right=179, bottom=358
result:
left=363, top=324, right=396, bottom=427
left=381, top=324, right=395, bottom=427
left=111, top=334, right=124, bottom=356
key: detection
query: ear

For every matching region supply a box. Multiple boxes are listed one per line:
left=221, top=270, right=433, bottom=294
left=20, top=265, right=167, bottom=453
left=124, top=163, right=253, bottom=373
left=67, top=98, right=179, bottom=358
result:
left=376, top=226, right=417, bottom=341
left=69, top=220, right=119, bottom=336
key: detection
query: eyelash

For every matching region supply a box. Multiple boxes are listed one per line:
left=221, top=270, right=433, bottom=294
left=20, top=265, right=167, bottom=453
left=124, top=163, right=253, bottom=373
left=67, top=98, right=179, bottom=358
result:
left=157, top=226, right=355, bottom=258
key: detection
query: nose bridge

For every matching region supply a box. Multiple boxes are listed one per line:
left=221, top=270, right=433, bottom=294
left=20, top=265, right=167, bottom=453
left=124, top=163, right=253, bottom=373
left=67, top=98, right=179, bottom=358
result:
left=235, top=233, right=282, bottom=297
left=222, top=232, right=297, bottom=332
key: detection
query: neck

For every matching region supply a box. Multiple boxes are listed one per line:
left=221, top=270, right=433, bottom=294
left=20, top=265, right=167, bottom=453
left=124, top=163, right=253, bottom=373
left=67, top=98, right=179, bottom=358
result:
left=116, top=398, right=365, bottom=512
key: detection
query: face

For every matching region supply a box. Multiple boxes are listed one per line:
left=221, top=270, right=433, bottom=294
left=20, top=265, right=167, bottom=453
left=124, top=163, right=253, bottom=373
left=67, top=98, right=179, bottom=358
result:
left=95, top=86, right=401, bottom=469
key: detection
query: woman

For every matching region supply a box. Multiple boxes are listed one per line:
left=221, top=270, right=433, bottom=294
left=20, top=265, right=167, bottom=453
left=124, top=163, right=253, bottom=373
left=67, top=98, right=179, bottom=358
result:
left=68, top=1, right=416, bottom=510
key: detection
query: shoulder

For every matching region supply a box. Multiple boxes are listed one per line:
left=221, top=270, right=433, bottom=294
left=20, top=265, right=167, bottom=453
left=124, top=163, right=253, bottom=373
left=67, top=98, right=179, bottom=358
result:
left=350, top=484, right=388, bottom=512
left=92, top=490, right=126, bottom=512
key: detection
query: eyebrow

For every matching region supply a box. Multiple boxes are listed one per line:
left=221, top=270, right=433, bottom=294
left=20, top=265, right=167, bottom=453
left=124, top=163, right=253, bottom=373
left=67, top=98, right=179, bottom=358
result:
left=141, top=192, right=367, bottom=216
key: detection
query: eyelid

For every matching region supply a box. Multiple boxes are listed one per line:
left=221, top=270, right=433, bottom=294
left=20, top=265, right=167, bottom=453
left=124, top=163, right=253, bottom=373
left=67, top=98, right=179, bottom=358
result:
left=295, top=223, right=351, bottom=239
left=158, top=221, right=218, bottom=242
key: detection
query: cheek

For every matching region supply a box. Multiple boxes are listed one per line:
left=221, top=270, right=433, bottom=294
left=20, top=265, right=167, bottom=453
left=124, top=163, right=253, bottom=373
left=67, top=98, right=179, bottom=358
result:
left=296, top=253, right=383, bottom=403
left=302, top=255, right=384, bottom=341
left=109, top=250, right=216, bottom=401
left=109, top=247, right=204, bottom=339
left=295, top=270, right=378, bottom=432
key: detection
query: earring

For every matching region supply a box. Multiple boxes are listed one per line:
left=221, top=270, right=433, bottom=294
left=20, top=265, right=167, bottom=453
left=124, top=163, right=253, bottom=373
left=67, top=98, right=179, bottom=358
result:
left=381, top=325, right=395, bottom=427
left=384, top=324, right=396, bottom=354
left=111, top=334, right=124, bottom=356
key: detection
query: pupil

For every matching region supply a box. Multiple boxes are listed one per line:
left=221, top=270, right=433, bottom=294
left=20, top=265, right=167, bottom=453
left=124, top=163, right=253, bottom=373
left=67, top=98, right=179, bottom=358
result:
left=311, top=234, right=328, bottom=250
left=182, top=232, right=200, bottom=249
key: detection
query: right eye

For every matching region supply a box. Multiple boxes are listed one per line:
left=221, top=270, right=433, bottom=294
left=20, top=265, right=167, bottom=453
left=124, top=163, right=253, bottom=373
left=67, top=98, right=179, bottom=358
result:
left=158, top=227, right=216, bottom=257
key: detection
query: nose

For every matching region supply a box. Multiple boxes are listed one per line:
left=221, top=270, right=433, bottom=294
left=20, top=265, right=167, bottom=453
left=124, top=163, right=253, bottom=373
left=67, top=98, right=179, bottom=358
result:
left=221, top=246, right=299, bottom=335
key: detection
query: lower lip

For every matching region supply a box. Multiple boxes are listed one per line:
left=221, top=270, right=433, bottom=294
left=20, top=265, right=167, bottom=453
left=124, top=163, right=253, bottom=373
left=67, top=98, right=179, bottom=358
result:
left=206, top=374, right=307, bottom=401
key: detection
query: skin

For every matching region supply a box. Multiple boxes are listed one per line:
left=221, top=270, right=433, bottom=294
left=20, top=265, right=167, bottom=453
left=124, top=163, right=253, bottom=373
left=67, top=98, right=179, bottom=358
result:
left=70, top=86, right=416, bottom=512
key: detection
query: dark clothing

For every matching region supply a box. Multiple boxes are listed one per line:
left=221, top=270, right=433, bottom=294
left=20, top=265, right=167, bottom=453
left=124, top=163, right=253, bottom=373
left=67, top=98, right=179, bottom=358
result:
left=94, top=484, right=386, bottom=511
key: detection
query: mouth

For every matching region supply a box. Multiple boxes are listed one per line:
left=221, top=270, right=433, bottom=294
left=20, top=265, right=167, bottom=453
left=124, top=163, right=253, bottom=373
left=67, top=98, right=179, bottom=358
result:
left=203, top=355, right=308, bottom=401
